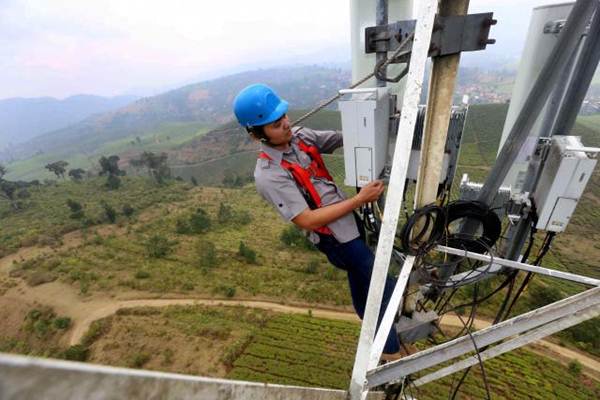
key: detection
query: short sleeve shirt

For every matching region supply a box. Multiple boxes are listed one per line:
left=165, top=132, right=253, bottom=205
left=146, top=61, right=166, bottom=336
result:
left=254, top=126, right=360, bottom=244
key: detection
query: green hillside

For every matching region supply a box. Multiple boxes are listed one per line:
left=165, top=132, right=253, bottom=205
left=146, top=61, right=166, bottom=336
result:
left=5, top=122, right=211, bottom=181
left=3, top=66, right=350, bottom=166
left=1, top=103, right=599, bottom=397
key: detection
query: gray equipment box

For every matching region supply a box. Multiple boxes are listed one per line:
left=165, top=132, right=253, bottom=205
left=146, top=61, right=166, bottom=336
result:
left=338, top=87, right=390, bottom=187
left=534, top=136, right=598, bottom=232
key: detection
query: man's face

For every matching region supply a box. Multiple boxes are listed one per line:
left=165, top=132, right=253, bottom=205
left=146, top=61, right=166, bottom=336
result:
left=263, top=114, right=291, bottom=146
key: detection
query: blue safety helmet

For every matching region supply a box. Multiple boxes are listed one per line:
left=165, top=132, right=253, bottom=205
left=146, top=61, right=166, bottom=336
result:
left=233, top=83, right=288, bottom=127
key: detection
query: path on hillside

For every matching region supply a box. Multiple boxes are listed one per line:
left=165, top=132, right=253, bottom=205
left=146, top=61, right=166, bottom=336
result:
left=1, top=230, right=599, bottom=382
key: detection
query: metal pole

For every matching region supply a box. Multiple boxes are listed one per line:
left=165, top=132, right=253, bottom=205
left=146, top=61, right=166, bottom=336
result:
left=414, top=0, right=470, bottom=208
left=376, top=0, right=388, bottom=87
left=475, top=0, right=596, bottom=208
left=552, top=6, right=600, bottom=135
left=435, top=245, right=600, bottom=286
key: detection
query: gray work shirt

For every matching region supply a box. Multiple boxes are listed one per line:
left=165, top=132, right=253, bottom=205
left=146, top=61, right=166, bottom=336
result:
left=254, top=126, right=360, bottom=244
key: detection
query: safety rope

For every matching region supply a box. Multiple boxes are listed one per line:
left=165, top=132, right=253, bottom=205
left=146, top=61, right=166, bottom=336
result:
left=291, top=32, right=415, bottom=126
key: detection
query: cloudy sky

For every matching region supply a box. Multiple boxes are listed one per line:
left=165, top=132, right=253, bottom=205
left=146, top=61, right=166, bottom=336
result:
left=0, top=0, right=573, bottom=99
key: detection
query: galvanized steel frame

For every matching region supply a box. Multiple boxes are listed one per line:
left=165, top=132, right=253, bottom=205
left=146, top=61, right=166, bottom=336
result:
left=350, top=1, right=600, bottom=398
left=366, top=286, right=600, bottom=387
left=348, top=1, right=439, bottom=398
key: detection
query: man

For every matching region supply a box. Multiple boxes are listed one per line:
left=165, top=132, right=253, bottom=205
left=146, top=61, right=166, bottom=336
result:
left=233, top=83, right=402, bottom=360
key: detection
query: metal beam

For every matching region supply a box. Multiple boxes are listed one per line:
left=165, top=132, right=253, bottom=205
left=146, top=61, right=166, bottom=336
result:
left=366, top=286, right=600, bottom=387
left=368, top=255, right=415, bottom=369
left=376, top=0, right=389, bottom=87
left=436, top=245, right=600, bottom=287
left=413, top=303, right=600, bottom=386
left=348, top=1, right=438, bottom=399
left=552, top=4, right=600, bottom=136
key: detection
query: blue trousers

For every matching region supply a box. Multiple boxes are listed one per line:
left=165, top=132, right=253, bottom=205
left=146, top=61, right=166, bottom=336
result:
left=316, top=234, right=400, bottom=354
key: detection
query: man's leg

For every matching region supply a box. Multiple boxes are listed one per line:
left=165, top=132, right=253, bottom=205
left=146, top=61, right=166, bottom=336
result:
left=317, top=235, right=400, bottom=354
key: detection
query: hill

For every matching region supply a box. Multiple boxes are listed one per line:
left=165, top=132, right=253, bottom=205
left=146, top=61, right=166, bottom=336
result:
left=2, top=66, right=350, bottom=170
left=0, top=95, right=138, bottom=152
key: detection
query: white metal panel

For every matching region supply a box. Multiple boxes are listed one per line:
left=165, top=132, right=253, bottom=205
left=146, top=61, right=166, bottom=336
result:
left=355, top=147, right=374, bottom=186
left=535, top=136, right=597, bottom=232
left=339, top=88, right=390, bottom=187
left=499, top=2, right=575, bottom=191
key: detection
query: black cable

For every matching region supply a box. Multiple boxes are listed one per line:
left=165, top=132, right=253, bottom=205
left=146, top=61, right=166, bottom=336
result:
left=449, top=311, right=492, bottom=400
left=502, top=232, right=556, bottom=320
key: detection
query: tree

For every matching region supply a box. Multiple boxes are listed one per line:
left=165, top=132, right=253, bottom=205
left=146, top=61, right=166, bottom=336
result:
left=45, top=160, right=69, bottom=179
left=191, top=176, right=198, bottom=186
left=98, top=155, right=125, bottom=190
left=0, top=164, right=6, bottom=179
left=66, top=199, right=84, bottom=219
left=98, top=155, right=125, bottom=177
left=131, top=151, right=171, bottom=184
left=68, top=168, right=86, bottom=182
left=0, top=180, right=18, bottom=210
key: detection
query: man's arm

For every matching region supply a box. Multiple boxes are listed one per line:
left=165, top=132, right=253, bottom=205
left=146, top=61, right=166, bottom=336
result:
left=292, top=180, right=384, bottom=230
left=297, top=127, right=343, bottom=154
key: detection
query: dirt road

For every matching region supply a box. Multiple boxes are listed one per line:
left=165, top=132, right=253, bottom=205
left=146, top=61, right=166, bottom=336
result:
left=1, top=232, right=598, bottom=381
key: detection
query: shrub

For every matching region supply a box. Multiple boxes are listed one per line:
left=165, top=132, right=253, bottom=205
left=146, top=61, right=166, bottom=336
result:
left=235, top=210, right=252, bottom=225
left=135, top=271, right=150, bottom=279
left=145, top=234, right=175, bottom=258
left=189, top=208, right=211, bottom=233
left=122, top=204, right=135, bottom=217
left=218, top=202, right=233, bottom=224
left=197, top=240, right=217, bottom=269
left=191, top=177, right=198, bottom=186
left=105, top=174, right=121, bottom=190
left=225, top=286, right=236, bottom=298
left=129, top=352, right=151, bottom=368
left=182, top=282, right=195, bottom=291
left=568, top=360, right=582, bottom=376
left=63, top=345, right=89, bottom=361
left=238, top=241, right=257, bottom=264
left=280, top=225, right=316, bottom=251
left=175, top=218, right=190, bottom=234
left=53, top=317, right=71, bottom=330
left=101, top=201, right=117, bottom=223
left=33, top=319, right=50, bottom=338
left=66, top=199, right=84, bottom=219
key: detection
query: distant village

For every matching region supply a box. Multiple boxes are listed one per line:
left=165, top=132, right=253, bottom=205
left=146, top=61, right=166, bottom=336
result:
left=453, top=68, right=600, bottom=113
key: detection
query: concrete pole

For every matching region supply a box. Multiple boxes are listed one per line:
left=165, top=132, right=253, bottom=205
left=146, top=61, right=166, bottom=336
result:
left=413, top=0, right=470, bottom=209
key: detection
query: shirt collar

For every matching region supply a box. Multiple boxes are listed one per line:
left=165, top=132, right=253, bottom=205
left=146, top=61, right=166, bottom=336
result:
left=259, top=134, right=299, bottom=165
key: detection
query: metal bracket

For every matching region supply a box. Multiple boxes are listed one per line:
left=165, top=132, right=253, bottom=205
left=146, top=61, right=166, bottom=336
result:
left=365, top=13, right=496, bottom=61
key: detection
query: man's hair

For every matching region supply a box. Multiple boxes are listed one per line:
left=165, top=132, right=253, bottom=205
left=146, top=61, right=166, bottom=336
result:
left=246, top=125, right=268, bottom=142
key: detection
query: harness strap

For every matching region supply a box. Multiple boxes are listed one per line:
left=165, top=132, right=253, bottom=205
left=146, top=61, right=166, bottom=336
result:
left=259, top=139, right=334, bottom=235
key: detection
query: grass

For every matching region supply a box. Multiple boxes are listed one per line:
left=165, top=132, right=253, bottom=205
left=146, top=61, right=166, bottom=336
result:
left=72, top=304, right=600, bottom=398
left=7, top=184, right=350, bottom=305
left=0, top=177, right=189, bottom=257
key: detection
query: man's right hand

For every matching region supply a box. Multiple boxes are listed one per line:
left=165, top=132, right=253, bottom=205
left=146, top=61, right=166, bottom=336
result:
left=355, top=180, right=385, bottom=205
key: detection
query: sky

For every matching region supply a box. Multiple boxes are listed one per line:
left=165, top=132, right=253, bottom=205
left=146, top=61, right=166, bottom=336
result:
left=0, top=0, right=574, bottom=99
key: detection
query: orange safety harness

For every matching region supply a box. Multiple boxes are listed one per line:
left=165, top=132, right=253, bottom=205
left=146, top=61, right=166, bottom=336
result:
left=259, top=139, right=334, bottom=235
